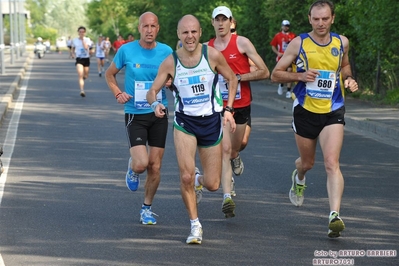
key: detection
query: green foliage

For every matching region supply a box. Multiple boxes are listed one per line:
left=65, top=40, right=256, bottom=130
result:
left=384, top=88, right=399, bottom=106
left=25, top=0, right=48, bottom=28
left=262, top=0, right=308, bottom=66
left=23, top=0, right=399, bottom=104
left=32, top=24, right=58, bottom=43
left=346, top=0, right=399, bottom=96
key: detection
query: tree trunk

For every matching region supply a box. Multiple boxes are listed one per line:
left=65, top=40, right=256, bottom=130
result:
left=375, top=50, right=380, bottom=94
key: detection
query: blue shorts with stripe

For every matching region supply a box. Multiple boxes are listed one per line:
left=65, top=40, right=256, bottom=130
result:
left=173, top=112, right=223, bottom=147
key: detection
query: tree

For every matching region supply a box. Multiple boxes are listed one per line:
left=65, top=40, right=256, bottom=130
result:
left=46, top=0, right=89, bottom=37
left=82, top=0, right=399, bottom=96
left=25, top=0, right=90, bottom=43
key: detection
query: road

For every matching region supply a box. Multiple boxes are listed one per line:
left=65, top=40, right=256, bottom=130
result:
left=0, top=53, right=398, bottom=266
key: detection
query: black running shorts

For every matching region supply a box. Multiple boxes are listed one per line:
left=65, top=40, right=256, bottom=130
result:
left=75, top=57, right=90, bottom=67
left=292, top=105, right=345, bottom=139
left=125, top=112, right=168, bottom=148
left=222, top=105, right=251, bottom=125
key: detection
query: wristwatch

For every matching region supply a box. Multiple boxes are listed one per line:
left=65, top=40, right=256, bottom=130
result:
left=236, top=74, right=241, bottom=82
left=224, top=106, right=234, bottom=113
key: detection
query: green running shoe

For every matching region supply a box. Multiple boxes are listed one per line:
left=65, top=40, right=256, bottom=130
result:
left=222, top=197, right=236, bottom=218
left=328, top=212, right=345, bottom=238
left=289, top=169, right=306, bottom=206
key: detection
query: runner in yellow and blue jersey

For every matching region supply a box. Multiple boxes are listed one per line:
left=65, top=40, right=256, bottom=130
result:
left=291, top=32, right=345, bottom=113
left=271, top=0, right=358, bottom=238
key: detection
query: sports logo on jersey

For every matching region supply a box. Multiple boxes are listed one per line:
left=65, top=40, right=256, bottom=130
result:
left=295, top=58, right=304, bottom=69
left=229, top=54, right=237, bottom=59
left=178, top=78, right=189, bottom=85
left=183, top=95, right=209, bottom=105
left=136, top=82, right=145, bottom=89
left=331, top=47, right=339, bottom=57
left=135, top=101, right=151, bottom=109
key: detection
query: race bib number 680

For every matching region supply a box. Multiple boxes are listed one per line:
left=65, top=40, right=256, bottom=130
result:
left=306, top=70, right=336, bottom=99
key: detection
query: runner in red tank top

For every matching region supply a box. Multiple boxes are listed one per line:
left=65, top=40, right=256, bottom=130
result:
left=270, top=20, right=296, bottom=98
left=206, top=6, right=270, bottom=218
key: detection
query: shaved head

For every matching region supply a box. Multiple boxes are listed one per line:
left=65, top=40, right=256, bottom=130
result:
left=139, top=12, right=159, bottom=25
left=177, top=15, right=201, bottom=31
left=138, top=12, right=160, bottom=48
left=176, top=14, right=202, bottom=53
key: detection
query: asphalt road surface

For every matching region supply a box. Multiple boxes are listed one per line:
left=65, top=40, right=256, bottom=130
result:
left=0, top=53, right=398, bottom=265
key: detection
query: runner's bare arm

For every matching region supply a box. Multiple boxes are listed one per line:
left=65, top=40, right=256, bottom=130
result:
left=238, top=36, right=269, bottom=80
left=208, top=46, right=237, bottom=132
left=208, top=46, right=237, bottom=109
left=146, top=55, right=175, bottom=116
left=271, top=36, right=317, bottom=84
left=105, top=63, right=128, bottom=101
left=340, top=36, right=358, bottom=92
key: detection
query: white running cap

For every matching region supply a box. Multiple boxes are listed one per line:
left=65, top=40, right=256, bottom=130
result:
left=212, top=6, right=233, bottom=19
left=282, top=20, right=290, bottom=26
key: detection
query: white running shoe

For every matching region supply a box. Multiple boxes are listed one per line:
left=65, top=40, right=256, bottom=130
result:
left=286, top=91, right=292, bottom=99
left=231, top=154, right=244, bottom=176
left=277, top=84, right=283, bottom=95
left=231, top=177, right=236, bottom=197
left=194, top=167, right=203, bottom=204
left=186, top=224, right=203, bottom=244
left=289, top=169, right=306, bottom=206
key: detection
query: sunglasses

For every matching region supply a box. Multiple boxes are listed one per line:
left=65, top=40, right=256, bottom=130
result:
left=230, top=28, right=236, bottom=33
left=283, top=25, right=290, bottom=27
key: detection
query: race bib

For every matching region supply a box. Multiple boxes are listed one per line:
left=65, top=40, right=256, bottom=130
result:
left=218, top=74, right=241, bottom=100
left=306, top=70, right=336, bottom=99
left=282, top=41, right=289, bottom=52
left=134, top=81, right=162, bottom=109
left=176, top=75, right=210, bottom=105
left=78, top=48, right=87, bottom=57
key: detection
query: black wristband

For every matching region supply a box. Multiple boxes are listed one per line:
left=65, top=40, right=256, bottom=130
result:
left=224, top=106, right=234, bottom=113
left=345, top=76, right=355, bottom=81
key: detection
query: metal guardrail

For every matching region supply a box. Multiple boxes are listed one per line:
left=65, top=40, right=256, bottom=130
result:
left=1, top=45, right=12, bottom=53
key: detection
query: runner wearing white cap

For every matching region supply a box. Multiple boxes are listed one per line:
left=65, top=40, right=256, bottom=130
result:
left=207, top=6, right=270, bottom=218
left=270, top=20, right=296, bottom=98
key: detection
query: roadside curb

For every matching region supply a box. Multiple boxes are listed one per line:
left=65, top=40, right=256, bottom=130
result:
left=345, top=116, right=399, bottom=142
left=252, top=89, right=399, bottom=144
left=0, top=54, right=32, bottom=127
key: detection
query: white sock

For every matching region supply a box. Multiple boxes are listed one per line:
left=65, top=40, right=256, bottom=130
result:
left=190, top=218, right=201, bottom=228
left=224, top=194, right=231, bottom=200
left=295, top=174, right=306, bottom=185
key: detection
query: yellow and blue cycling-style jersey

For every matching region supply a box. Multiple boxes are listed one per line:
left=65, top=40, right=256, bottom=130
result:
left=292, top=32, right=344, bottom=114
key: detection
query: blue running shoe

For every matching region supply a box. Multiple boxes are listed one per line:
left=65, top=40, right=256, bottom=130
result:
left=140, top=207, right=158, bottom=225
left=126, top=157, right=139, bottom=191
